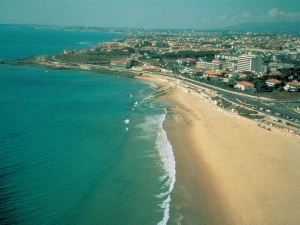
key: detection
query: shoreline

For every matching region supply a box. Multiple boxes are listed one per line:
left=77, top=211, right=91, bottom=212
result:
left=137, top=74, right=300, bottom=225
left=138, top=74, right=232, bottom=224
left=3, top=56, right=300, bottom=223
left=163, top=104, right=232, bottom=225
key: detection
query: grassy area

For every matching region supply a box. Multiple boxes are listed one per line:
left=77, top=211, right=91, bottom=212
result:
left=253, top=92, right=300, bottom=101
left=55, top=53, right=124, bottom=66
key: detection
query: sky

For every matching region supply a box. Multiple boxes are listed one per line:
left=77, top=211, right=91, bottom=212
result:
left=0, top=0, right=300, bottom=29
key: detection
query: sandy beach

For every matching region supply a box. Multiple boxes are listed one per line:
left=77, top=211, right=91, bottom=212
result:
left=137, top=74, right=300, bottom=225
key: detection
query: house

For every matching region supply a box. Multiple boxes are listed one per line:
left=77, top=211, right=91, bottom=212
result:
left=266, top=79, right=281, bottom=88
left=234, top=81, right=256, bottom=92
left=202, top=71, right=221, bottom=82
left=203, top=71, right=221, bottom=78
left=284, top=82, right=300, bottom=92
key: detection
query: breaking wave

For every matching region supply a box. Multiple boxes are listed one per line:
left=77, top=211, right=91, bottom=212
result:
left=155, top=112, right=176, bottom=225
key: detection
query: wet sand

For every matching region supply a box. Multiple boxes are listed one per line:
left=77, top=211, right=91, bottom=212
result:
left=137, top=74, right=300, bottom=225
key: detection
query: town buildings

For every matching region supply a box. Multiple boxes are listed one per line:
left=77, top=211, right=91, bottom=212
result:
left=88, top=29, right=299, bottom=93
left=234, top=81, right=256, bottom=92
left=266, top=79, right=282, bottom=88
left=237, top=54, right=262, bottom=73
left=284, top=82, right=300, bottom=92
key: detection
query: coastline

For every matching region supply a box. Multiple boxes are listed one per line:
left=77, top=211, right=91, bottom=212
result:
left=3, top=49, right=300, bottom=223
left=0, top=57, right=141, bottom=78
left=137, top=74, right=300, bottom=225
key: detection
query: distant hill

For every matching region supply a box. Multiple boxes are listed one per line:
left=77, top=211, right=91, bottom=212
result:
left=224, top=22, right=300, bottom=33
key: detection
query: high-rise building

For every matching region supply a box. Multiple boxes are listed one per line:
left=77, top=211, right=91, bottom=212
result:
left=237, top=54, right=262, bottom=73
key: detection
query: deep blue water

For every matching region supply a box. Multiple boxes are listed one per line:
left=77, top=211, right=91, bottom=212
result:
left=0, top=25, right=177, bottom=225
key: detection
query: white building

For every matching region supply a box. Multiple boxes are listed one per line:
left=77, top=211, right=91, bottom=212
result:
left=266, top=79, right=281, bottom=88
left=234, top=81, right=256, bottom=92
left=237, top=54, right=262, bottom=73
left=284, top=82, right=300, bottom=92
left=215, top=53, right=238, bottom=61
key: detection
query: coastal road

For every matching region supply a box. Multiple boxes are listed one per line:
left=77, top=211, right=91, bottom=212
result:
left=175, top=75, right=300, bottom=123
left=142, top=72, right=300, bottom=124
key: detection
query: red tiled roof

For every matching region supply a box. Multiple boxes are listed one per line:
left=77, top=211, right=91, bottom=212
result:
left=237, top=81, right=254, bottom=87
left=185, top=58, right=197, bottom=62
left=287, top=82, right=300, bottom=87
left=205, top=71, right=220, bottom=76
left=266, top=79, right=281, bottom=84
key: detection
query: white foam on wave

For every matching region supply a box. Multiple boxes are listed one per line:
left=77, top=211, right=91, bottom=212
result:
left=132, top=101, right=138, bottom=111
left=159, top=175, right=168, bottom=182
left=124, top=119, right=130, bottom=124
left=137, top=112, right=176, bottom=224
left=155, top=112, right=176, bottom=225
left=149, top=83, right=158, bottom=89
left=141, top=95, right=154, bottom=108
left=142, top=95, right=152, bottom=102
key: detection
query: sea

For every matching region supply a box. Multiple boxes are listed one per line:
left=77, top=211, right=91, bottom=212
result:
left=0, top=25, right=180, bottom=225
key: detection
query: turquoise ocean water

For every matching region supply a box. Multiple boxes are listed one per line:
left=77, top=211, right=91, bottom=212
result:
left=0, top=25, right=179, bottom=225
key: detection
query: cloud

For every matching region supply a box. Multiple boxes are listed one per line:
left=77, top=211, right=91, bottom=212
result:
left=216, top=12, right=252, bottom=26
left=268, top=8, right=282, bottom=17
left=267, top=8, right=300, bottom=21
left=215, top=8, right=300, bottom=27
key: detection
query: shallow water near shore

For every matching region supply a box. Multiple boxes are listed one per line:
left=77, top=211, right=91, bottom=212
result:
left=0, top=25, right=181, bottom=225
